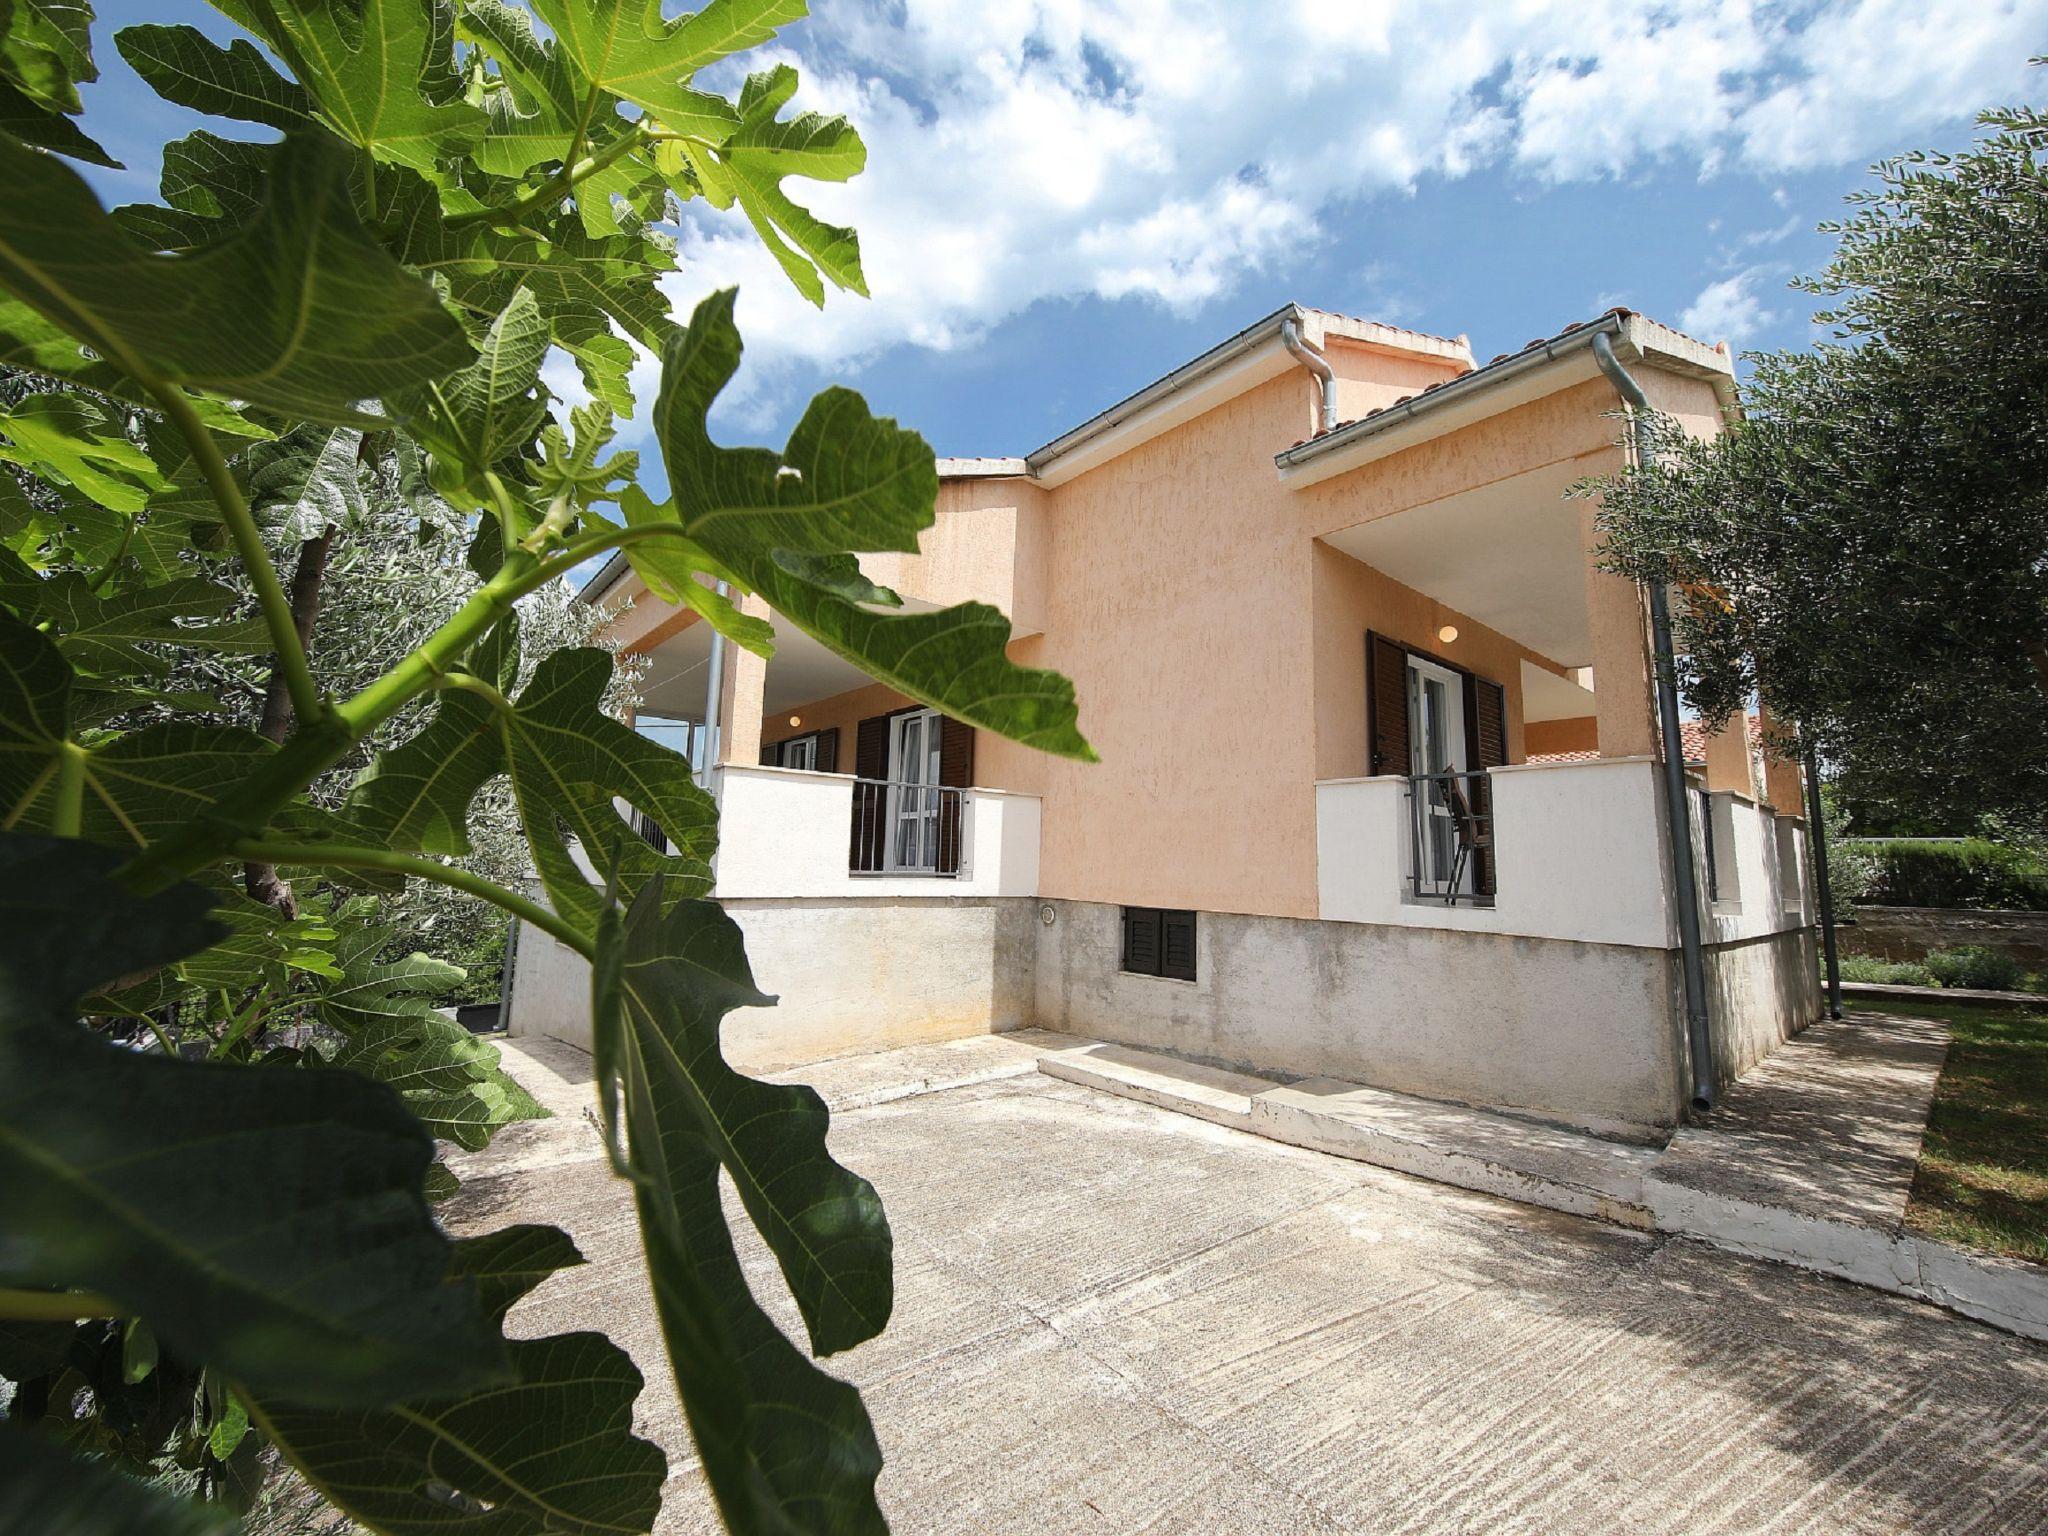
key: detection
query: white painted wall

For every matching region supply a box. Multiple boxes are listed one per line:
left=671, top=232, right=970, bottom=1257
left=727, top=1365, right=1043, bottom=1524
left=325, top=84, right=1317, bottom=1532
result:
left=1694, top=790, right=1813, bottom=946
left=1316, top=757, right=1677, bottom=948
left=1317, top=758, right=1817, bottom=958
left=505, top=895, right=1037, bottom=1071
left=709, top=765, right=1041, bottom=901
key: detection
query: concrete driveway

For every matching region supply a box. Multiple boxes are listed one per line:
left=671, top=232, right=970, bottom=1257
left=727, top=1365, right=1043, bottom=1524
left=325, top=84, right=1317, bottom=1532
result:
left=451, top=1036, right=2048, bottom=1535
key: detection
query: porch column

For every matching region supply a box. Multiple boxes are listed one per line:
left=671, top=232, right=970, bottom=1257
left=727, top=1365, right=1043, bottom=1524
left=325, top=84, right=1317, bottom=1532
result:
left=1577, top=502, right=1659, bottom=759
left=717, top=592, right=769, bottom=766
left=1700, top=718, right=1753, bottom=795
left=1756, top=701, right=1806, bottom=816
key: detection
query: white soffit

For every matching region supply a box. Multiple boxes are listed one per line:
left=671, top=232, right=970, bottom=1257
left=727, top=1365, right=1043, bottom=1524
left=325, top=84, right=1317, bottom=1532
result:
left=1521, top=658, right=1598, bottom=722
left=1322, top=461, right=1593, bottom=666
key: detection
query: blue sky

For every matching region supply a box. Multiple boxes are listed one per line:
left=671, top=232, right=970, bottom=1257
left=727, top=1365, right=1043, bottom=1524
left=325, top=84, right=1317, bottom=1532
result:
left=83, top=0, right=2048, bottom=465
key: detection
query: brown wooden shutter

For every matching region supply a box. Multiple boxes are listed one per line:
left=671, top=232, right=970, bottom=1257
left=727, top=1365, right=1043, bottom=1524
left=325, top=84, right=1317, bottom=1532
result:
left=936, top=716, right=974, bottom=875
left=760, top=737, right=779, bottom=766
left=848, top=714, right=890, bottom=872
left=1473, top=677, right=1507, bottom=769
left=815, top=727, right=839, bottom=774
left=1366, top=632, right=1411, bottom=776
left=1122, top=907, right=1162, bottom=975
left=1160, top=910, right=1197, bottom=981
left=1466, top=675, right=1507, bottom=898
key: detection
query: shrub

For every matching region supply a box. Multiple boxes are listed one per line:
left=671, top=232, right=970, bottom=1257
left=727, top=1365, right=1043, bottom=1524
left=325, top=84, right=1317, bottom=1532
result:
left=1839, top=954, right=1937, bottom=987
left=1845, top=838, right=2048, bottom=911
left=1923, top=946, right=2027, bottom=991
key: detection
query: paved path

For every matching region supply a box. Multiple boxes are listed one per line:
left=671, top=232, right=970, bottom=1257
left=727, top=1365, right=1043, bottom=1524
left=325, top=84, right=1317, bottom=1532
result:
left=451, top=1036, right=2048, bottom=1535
left=1652, top=1009, right=1949, bottom=1228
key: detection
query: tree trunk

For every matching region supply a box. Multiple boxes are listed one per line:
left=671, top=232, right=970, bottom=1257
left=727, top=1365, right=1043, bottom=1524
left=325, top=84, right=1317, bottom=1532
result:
left=242, top=526, right=336, bottom=916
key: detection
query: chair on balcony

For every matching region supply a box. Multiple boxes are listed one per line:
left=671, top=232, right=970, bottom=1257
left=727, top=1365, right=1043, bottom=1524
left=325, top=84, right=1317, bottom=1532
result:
left=1437, top=776, right=1492, bottom=905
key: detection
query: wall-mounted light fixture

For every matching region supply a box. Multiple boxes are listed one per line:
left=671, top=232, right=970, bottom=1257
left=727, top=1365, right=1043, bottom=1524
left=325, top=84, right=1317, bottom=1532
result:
left=788, top=715, right=802, bottom=727
left=1437, top=624, right=1459, bottom=644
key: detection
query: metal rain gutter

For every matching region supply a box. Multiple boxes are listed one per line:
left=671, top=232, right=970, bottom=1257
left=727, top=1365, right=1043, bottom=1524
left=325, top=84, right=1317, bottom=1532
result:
left=1281, top=315, right=1339, bottom=435
left=1276, top=312, right=1629, bottom=471
left=1589, top=329, right=1717, bottom=1115
left=577, top=549, right=632, bottom=606
left=1024, top=303, right=1301, bottom=477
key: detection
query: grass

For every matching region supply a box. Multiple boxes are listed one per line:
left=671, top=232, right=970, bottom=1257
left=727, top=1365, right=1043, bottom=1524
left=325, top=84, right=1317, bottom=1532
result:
left=1865, top=999, right=2048, bottom=1264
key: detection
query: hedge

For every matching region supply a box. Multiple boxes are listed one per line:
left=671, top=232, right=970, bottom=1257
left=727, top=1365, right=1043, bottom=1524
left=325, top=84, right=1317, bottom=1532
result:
left=1842, top=838, right=2048, bottom=912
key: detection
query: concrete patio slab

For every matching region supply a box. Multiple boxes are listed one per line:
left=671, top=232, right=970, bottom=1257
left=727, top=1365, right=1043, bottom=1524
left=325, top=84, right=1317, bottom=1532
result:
left=454, top=1036, right=2048, bottom=1535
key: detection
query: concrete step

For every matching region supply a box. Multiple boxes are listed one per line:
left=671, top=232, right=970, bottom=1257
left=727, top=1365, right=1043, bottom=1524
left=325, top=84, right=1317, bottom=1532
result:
left=1039, top=1041, right=1275, bottom=1130
left=1254, top=1080, right=1659, bottom=1229
left=1035, top=1039, right=1657, bottom=1228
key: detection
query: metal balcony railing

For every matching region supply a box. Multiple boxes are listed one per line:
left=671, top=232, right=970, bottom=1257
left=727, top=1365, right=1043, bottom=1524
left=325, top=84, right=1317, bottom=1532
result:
left=628, top=807, right=668, bottom=854
left=848, top=778, right=968, bottom=877
left=1407, top=769, right=1495, bottom=906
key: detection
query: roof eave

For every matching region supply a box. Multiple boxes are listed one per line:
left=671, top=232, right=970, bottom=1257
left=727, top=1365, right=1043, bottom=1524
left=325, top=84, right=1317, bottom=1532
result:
left=577, top=549, right=633, bottom=606
left=1273, top=312, right=1735, bottom=489
left=1020, top=303, right=1304, bottom=485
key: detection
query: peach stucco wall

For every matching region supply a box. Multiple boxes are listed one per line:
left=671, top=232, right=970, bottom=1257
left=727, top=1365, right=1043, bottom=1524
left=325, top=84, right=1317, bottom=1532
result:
left=870, top=475, right=1050, bottom=636
left=1527, top=716, right=1599, bottom=756
left=1309, top=541, right=1575, bottom=780
left=976, top=347, right=1676, bottom=921
left=760, top=680, right=916, bottom=763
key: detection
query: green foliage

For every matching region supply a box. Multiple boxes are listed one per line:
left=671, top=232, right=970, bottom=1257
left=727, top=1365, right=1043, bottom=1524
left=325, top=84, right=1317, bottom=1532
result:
left=0, top=0, right=1089, bottom=1530
left=0, top=131, right=471, bottom=422
left=0, top=836, right=508, bottom=1409
left=0, top=0, right=115, bottom=167
left=253, top=1225, right=664, bottom=1535
left=644, top=291, right=1093, bottom=757
left=594, top=883, right=886, bottom=1532
left=218, top=0, right=487, bottom=172
left=1844, top=838, right=2048, bottom=912
left=1590, top=86, right=2048, bottom=834
left=0, top=1418, right=239, bottom=1534
left=1923, top=946, right=2028, bottom=993
left=1838, top=954, right=1938, bottom=987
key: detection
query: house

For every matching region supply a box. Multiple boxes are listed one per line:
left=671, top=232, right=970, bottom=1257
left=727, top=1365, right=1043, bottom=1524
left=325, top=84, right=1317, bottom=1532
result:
left=505, top=304, right=1820, bottom=1137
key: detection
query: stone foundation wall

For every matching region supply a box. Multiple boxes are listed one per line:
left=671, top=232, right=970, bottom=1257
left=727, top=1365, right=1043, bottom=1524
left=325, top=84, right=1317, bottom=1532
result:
left=1843, top=905, right=2048, bottom=969
left=1032, top=899, right=1688, bottom=1136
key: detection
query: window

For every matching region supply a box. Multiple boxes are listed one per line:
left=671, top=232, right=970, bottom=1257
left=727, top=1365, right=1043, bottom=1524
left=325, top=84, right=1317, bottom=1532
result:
left=635, top=713, right=695, bottom=760
left=1121, top=907, right=1196, bottom=981
left=778, top=734, right=819, bottom=771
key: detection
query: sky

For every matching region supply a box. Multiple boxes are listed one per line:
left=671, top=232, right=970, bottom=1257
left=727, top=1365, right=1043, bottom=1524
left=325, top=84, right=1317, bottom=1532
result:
left=82, top=0, right=2048, bottom=464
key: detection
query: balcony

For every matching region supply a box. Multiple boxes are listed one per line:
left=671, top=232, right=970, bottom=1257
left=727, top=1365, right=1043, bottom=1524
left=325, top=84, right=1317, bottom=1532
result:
left=1317, top=756, right=1812, bottom=949
left=710, top=765, right=1041, bottom=900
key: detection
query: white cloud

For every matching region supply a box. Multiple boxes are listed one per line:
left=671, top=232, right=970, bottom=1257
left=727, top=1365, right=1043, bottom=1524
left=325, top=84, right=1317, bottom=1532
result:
left=664, top=0, right=2047, bottom=412
left=1679, top=268, right=1782, bottom=346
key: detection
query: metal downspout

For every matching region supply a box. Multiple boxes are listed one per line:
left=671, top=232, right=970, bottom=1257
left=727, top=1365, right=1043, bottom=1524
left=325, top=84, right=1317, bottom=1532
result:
left=1804, top=747, right=1844, bottom=1019
left=699, top=582, right=730, bottom=783
left=1590, top=330, right=1717, bottom=1113
left=1281, top=315, right=1340, bottom=435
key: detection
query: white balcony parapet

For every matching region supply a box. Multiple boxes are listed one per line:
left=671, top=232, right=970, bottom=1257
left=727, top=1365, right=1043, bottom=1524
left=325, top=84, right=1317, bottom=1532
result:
left=710, top=764, right=1041, bottom=900
left=1317, top=756, right=1811, bottom=949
